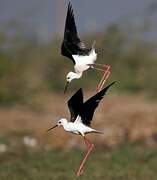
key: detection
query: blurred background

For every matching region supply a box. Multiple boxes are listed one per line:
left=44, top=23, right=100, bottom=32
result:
left=0, top=0, right=157, bottom=179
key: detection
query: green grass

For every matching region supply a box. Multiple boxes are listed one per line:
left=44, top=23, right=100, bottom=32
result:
left=0, top=144, right=157, bottom=180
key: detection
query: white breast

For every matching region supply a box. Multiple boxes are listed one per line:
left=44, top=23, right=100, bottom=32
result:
left=63, top=121, right=95, bottom=135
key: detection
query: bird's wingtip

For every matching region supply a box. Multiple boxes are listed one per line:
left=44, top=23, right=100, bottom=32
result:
left=68, top=1, right=72, bottom=9
left=99, top=81, right=116, bottom=93
left=106, top=81, right=116, bottom=89
left=111, top=81, right=116, bottom=85
left=67, top=1, right=74, bottom=18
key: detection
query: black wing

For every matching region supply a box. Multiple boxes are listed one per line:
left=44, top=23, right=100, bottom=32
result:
left=80, top=82, right=116, bottom=126
left=68, top=88, right=83, bottom=122
left=61, top=2, right=90, bottom=63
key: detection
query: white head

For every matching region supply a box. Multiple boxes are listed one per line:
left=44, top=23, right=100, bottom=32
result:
left=57, top=118, right=68, bottom=126
left=67, top=72, right=77, bottom=83
left=47, top=118, right=68, bottom=132
left=64, top=71, right=79, bottom=93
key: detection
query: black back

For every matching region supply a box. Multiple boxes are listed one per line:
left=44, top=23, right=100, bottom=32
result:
left=67, top=82, right=115, bottom=126
left=61, top=2, right=90, bottom=63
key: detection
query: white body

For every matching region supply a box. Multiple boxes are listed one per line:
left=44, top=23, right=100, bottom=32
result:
left=73, top=49, right=97, bottom=74
left=58, top=116, right=99, bottom=136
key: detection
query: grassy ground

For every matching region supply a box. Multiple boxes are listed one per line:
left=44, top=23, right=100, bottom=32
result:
left=0, top=144, right=157, bottom=180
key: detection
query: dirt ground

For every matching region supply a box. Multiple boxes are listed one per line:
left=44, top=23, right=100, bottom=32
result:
left=0, top=93, right=157, bottom=149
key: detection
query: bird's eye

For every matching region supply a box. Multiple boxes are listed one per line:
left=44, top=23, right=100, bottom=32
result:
left=58, top=121, right=61, bottom=124
left=67, top=77, right=70, bottom=80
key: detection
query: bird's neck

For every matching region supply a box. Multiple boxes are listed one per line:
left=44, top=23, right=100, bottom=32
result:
left=62, top=121, right=72, bottom=132
left=60, top=118, right=68, bottom=126
left=74, top=72, right=82, bottom=79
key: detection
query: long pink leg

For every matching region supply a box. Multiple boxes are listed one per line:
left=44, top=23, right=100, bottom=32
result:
left=93, top=64, right=111, bottom=92
left=76, top=137, right=94, bottom=177
left=96, top=70, right=110, bottom=92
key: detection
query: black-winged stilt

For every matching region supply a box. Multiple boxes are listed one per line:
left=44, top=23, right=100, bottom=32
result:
left=47, top=81, right=115, bottom=176
left=61, top=2, right=111, bottom=93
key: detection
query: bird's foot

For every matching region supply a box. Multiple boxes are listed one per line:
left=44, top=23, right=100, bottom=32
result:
left=76, top=166, right=84, bottom=177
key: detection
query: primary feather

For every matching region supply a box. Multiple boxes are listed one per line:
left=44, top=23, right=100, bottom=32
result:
left=61, top=2, right=90, bottom=63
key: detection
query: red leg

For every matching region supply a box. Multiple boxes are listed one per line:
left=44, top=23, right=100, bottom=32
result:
left=76, top=137, right=94, bottom=177
left=96, top=70, right=110, bottom=92
left=94, top=63, right=110, bottom=69
left=93, top=64, right=111, bottom=92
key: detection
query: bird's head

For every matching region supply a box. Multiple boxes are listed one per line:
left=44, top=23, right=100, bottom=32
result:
left=57, top=118, right=68, bottom=126
left=64, top=72, right=76, bottom=93
left=67, top=71, right=76, bottom=82
left=47, top=118, right=68, bottom=132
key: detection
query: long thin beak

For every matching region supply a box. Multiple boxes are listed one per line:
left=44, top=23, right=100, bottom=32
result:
left=47, top=125, right=58, bottom=132
left=64, top=82, right=69, bottom=94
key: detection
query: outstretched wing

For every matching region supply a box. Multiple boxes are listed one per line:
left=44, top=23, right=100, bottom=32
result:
left=68, top=88, right=84, bottom=122
left=80, top=82, right=116, bottom=126
left=61, top=2, right=89, bottom=63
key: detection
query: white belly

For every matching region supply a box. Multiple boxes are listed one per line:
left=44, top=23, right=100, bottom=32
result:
left=73, top=50, right=97, bottom=74
left=63, top=122, right=95, bottom=136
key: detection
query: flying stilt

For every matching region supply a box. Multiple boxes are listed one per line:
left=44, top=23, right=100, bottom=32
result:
left=47, top=81, right=115, bottom=176
left=61, top=2, right=111, bottom=93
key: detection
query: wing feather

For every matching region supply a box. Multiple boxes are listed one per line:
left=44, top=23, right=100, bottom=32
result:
left=61, top=2, right=89, bottom=62
left=67, top=88, right=83, bottom=122
left=80, top=82, right=116, bottom=126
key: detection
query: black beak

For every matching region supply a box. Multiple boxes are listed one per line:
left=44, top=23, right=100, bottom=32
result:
left=64, top=82, right=69, bottom=94
left=47, top=124, right=58, bottom=132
